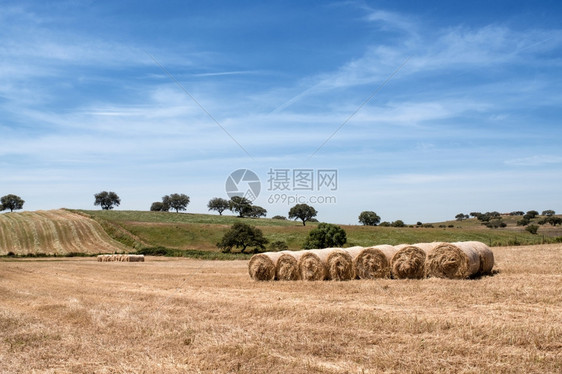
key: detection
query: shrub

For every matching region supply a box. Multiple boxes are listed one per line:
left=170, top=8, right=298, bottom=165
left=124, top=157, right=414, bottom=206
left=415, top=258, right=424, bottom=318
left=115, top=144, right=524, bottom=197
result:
left=271, top=215, right=287, bottom=220
left=526, top=224, right=539, bottom=235
left=269, top=240, right=289, bottom=251
left=391, top=220, right=405, bottom=227
left=303, top=223, right=346, bottom=249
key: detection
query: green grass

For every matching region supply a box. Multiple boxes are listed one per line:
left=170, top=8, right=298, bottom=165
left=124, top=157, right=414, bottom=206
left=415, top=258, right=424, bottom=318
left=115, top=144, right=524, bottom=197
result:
left=75, top=210, right=562, bottom=256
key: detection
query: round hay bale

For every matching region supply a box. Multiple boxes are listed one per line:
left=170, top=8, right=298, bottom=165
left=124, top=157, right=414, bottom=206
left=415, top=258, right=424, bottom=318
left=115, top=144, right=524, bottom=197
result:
left=275, top=251, right=305, bottom=281
left=458, top=241, right=494, bottom=275
left=297, top=250, right=328, bottom=281
left=248, top=252, right=284, bottom=281
left=344, top=245, right=392, bottom=279
left=323, top=248, right=353, bottom=281
left=97, top=255, right=103, bottom=262
left=391, top=244, right=426, bottom=279
left=423, top=242, right=480, bottom=279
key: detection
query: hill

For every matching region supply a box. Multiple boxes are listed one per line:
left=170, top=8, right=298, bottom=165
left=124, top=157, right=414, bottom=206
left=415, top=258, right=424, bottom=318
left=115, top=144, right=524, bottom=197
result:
left=80, top=210, right=559, bottom=252
left=2, top=209, right=559, bottom=257
left=0, top=210, right=131, bottom=256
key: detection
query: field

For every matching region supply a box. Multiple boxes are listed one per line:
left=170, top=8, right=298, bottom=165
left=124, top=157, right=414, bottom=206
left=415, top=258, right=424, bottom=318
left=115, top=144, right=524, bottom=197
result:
left=0, top=210, right=130, bottom=256
left=79, top=210, right=561, bottom=253
left=1, top=244, right=561, bottom=373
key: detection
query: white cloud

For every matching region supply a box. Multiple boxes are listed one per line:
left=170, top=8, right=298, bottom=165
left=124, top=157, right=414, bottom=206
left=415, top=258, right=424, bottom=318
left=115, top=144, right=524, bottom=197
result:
left=505, top=155, right=562, bottom=166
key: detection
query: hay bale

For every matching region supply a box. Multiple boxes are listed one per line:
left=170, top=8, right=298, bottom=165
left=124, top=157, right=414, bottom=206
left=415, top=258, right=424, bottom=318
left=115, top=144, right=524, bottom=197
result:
left=97, top=255, right=103, bottom=262
left=275, top=251, right=305, bottom=281
left=458, top=241, right=494, bottom=275
left=391, top=244, right=426, bottom=279
left=344, top=245, right=392, bottom=279
left=129, top=254, right=145, bottom=262
left=248, top=252, right=284, bottom=281
left=422, top=242, right=480, bottom=279
left=297, top=249, right=328, bottom=281
left=323, top=248, right=354, bottom=281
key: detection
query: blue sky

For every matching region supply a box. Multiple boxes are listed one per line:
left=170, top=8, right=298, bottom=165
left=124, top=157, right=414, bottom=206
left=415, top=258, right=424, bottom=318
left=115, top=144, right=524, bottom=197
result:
left=1, top=0, right=561, bottom=224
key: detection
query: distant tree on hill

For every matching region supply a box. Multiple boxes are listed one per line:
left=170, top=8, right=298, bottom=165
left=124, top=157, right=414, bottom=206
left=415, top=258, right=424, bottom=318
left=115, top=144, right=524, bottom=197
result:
left=288, top=204, right=318, bottom=226
left=272, top=215, right=287, bottom=220
left=150, top=202, right=166, bottom=211
left=228, top=196, right=253, bottom=217
left=166, top=193, right=190, bottom=213
left=94, top=191, right=120, bottom=210
left=379, top=221, right=391, bottom=227
left=542, top=210, right=555, bottom=216
left=0, top=194, right=25, bottom=212
left=455, top=213, right=469, bottom=221
left=303, top=223, right=346, bottom=249
left=510, top=211, right=525, bottom=216
left=216, top=223, right=268, bottom=253
left=526, top=210, right=539, bottom=219
left=358, top=211, right=381, bottom=226
left=391, top=220, right=406, bottom=227
left=248, top=205, right=267, bottom=218
left=469, top=212, right=481, bottom=218
left=207, top=197, right=229, bottom=215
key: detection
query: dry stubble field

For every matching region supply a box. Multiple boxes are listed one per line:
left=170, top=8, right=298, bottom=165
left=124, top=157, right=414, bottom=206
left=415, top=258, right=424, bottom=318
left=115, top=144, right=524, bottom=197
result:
left=0, top=244, right=561, bottom=373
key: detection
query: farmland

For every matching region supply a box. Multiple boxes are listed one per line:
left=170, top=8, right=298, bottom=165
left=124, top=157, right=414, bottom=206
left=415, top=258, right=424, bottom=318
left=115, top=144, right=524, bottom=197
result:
left=0, top=210, right=130, bottom=256
left=0, top=243, right=561, bottom=373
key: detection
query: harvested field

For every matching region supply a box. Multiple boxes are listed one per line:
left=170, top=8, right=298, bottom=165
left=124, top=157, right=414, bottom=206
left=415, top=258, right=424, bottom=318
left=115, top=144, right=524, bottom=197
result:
left=0, top=210, right=130, bottom=255
left=0, top=244, right=561, bottom=373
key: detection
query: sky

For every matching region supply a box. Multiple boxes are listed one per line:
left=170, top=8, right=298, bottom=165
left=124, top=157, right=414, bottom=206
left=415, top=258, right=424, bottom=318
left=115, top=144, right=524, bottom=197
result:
left=1, top=0, right=561, bottom=224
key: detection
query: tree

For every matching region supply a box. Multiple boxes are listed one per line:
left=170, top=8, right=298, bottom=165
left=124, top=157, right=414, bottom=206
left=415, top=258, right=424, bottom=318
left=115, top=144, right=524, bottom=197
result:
left=303, top=223, right=346, bottom=249
left=207, top=197, right=229, bottom=215
left=166, top=193, right=190, bottom=213
left=542, top=210, right=555, bottom=216
left=228, top=196, right=253, bottom=217
left=216, top=223, right=268, bottom=253
left=272, top=215, right=287, bottom=220
left=391, top=220, right=405, bottom=227
left=525, top=224, right=539, bottom=235
left=94, top=191, right=120, bottom=210
left=526, top=210, right=539, bottom=219
left=288, top=204, right=318, bottom=226
left=455, top=213, right=469, bottom=221
left=358, top=211, right=381, bottom=226
left=510, top=211, right=525, bottom=216
left=248, top=205, right=267, bottom=218
left=150, top=202, right=169, bottom=212
left=0, top=194, right=25, bottom=212
left=517, top=217, right=530, bottom=226
left=469, top=212, right=481, bottom=218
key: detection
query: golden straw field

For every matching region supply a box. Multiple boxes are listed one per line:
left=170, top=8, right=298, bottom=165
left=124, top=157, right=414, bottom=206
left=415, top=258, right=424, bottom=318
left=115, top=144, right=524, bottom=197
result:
left=1, top=244, right=561, bottom=373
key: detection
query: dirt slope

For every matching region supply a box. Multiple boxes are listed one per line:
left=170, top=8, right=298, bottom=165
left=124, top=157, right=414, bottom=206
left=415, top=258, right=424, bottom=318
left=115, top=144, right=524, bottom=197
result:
left=0, top=209, right=131, bottom=255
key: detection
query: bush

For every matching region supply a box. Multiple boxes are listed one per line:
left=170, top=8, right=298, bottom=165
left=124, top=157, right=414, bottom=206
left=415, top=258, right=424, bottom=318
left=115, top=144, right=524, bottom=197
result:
left=391, top=220, right=405, bottom=227
left=448, top=224, right=454, bottom=228
left=271, top=215, right=287, bottom=220
left=269, top=240, right=289, bottom=251
left=526, top=224, right=539, bottom=235
left=303, top=223, right=346, bottom=249
left=379, top=222, right=391, bottom=227
left=517, top=218, right=530, bottom=226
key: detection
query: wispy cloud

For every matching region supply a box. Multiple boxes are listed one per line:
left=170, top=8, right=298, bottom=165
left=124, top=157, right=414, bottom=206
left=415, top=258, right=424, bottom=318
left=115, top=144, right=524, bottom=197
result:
left=505, top=155, right=562, bottom=166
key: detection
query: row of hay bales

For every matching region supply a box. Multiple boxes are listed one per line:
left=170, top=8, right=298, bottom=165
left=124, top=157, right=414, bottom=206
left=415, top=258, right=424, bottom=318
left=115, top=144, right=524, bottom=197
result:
left=248, top=241, right=494, bottom=281
left=97, top=254, right=145, bottom=262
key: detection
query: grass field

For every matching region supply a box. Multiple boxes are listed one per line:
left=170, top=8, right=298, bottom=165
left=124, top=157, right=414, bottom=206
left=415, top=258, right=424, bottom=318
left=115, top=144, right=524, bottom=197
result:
left=80, top=210, right=561, bottom=252
left=0, top=243, right=560, bottom=373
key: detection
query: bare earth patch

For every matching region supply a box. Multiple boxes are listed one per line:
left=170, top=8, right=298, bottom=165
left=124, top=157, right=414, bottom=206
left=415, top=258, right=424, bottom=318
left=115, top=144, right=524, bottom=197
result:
left=0, top=244, right=561, bottom=373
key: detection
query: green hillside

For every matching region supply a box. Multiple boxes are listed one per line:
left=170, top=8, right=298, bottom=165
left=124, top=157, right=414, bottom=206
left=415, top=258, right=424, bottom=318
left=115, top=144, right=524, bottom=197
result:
left=79, top=210, right=561, bottom=253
